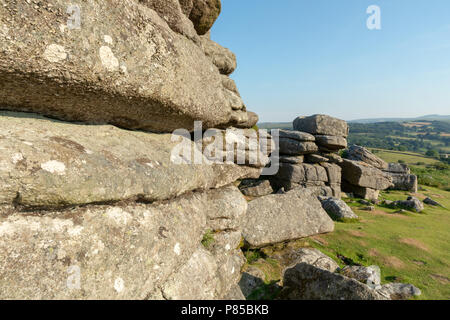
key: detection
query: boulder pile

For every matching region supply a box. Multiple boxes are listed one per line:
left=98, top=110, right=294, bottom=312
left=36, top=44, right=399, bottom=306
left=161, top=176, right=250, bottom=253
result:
left=383, top=163, right=418, bottom=193
left=0, top=0, right=426, bottom=301
left=340, top=145, right=393, bottom=200
left=269, top=115, right=348, bottom=198
left=0, top=0, right=266, bottom=300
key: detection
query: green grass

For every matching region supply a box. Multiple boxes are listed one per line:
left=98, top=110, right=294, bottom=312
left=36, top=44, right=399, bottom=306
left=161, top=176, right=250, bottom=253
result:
left=306, top=187, right=450, bottom=300
left=201, top=230, right=215, bottom=249
left=372, top=149, right=437, bottom=165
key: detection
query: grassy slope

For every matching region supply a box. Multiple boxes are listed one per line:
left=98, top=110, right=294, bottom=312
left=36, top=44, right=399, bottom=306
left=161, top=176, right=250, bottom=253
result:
left=309, top=187, right=450, bottom=300
left=371, top=149, right=437, bottom=165
left=243, top=149, right=450, bottom=300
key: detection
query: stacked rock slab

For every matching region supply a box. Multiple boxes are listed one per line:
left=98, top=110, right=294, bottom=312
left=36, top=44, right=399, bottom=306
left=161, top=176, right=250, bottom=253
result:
left=0, top=111, right=266, bottom=299
left=383, top=163, right=418, bottom=193
left=270, top=115, right=349, bottom=198
left=243, top=188, right=334, bottom=248
left=340, top=145, right=393, bottom=200
left=0, top=0, right=254, bottom=132
left=0, top=1, right=264, bottom=300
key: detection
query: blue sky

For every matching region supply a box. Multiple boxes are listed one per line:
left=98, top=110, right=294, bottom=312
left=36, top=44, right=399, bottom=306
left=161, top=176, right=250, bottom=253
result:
left=211, top=0, right=450, bottom=122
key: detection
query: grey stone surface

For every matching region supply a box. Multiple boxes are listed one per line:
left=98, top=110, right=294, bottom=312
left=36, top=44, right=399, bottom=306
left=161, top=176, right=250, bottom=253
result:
left=340, top=266, right=381, bottom=286
left=239, top=180, right=274, bottom=198
left=239, top=267, right=266, bottom=298
left=320, top=197, right=358, bottom=220
left=278, top=248, right=339, bottom=272
left=376, top=283, right=421, bottom=300
left=293, top=115, right=349, bottom=138
left=278, top=155, right=305, bottom=164
left=393, top=196, right=424, bottom=212
left=0, top=190, right=218, bottom=299
left=346, top=145, right=388, bottom=170
left=320, top=163, right=342, bottom=184
left=279, top=138, right=318, bottom=156
left=201, top=36, right=237, bottom=75
left=0, top=0, right=247, bottom=132
left=222, top=284, right=246, bottom=300
left=243, top=188, right=334, bottom=248
left=385, top=163, right=411, bottom=174
left=188, top=0, right=222, bottom=35
left=158, top=246, right=219, bottom=300
left=315, top=135, right=347, bottom=151
left=387, top=173, right=418, bottom=193
left=340, top=159, right=393, bottom=190
left=305, top=154, right=329, bottom=163
left=341, top=181, right=380, bottom=201
left=423, top=197, right=443, bottom=207
left=0, top=112, right=260, bottom=209
left=278, top=130, right=315, bottom=142
left=204, top=186, right=248, bottom=231
left=280, top=263, right=387, bottom=300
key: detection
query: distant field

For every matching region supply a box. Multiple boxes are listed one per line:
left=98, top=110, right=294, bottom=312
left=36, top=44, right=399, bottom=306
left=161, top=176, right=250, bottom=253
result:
left=372, top=149, right=438, bottom=165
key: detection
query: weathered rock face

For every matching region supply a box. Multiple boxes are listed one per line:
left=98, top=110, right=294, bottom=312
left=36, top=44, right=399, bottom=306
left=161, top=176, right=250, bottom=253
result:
left=0, top=185, right=247, bottom=300
left=346, top=145, right=388, bottom=170
left=239, top=179, right=274, bottom=198
left=320, top=197, right=358, bottom=220
left=279, top=248, right=339, bottom=272
left=315, top=135, right=347, bottom=151
left=293, top=115, right=349, bottom=138
left=341, top=181, right=380, bottom=201
left=424, top=197, right=444, bottom=207
left=279, top=263, right=387, bottom=300
left=392, top=196, right=424, bottom=213
left=0, top=0, right=249, bottom=132
left=376, top=283, right=421, bottom=300
left=383, top=162, right=417, bottom=192
left=340, top=159, right=393, bottom=191
left=387, top=173, right=418, bottom=193
left=201, top=36, right=237, bottom=75
left=271, top=162, right=341, bottom=198
left=278, top=139, right=318, bottom=156
left=340, top=266, right=381, bottom=287
left=243, top=188, right=334, bottom=248
left=0, top=112, right=261, bottom=208
left=385, top=163, right=410, bottom=174
left=188, top=0, right=222, bottom=35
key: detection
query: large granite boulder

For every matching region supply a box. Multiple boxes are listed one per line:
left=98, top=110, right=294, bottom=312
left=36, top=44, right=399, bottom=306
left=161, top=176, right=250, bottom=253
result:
left=341, top=181, right=380, bottom=201
left=201, top=36, right=237, bottom=75
left=320, top=197, right=358, bottom=220
left=346, top=145, right=388, bottom=170
left=315, top=135, right=347, bottom=151
left=340, top=265, right=381, bottom=287
left=0, top=0, right=248, bottom=132
left=385, top=163, right=410, bottom=174
left=376, top=283, right=421, bottom=300
left=387, top=173, right=418, bottom=193
left=187, top=0, right=222, bottom=35
left=243, top=188, right=334, bottom=248
left=0, top=111, right=261, bottom=209
left=392, top=196, right=424, bottom=213
left=279, top=248, right=339, bottom=272
left=279, top=263, right=387, bottom=300
left=278, top=139, right=318, bottom=156
left=293, top=115, right=349, bottom=138
left=239, top=179, right=274, bottom=198
left=0, top=184, right=247, bottom=300
left=139, top=0, right=199, bottom=41
left=340, top=159, right=393, bottom=191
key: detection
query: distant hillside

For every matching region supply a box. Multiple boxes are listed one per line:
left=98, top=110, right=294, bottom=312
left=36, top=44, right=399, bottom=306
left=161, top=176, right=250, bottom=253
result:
left=349, top=114, right=450, bottom=124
